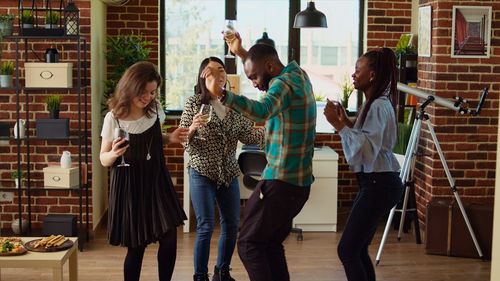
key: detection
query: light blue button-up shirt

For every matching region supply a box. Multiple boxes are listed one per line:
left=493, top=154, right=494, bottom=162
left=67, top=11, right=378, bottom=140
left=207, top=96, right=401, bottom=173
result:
left=339, top=95, right=401, bottom=173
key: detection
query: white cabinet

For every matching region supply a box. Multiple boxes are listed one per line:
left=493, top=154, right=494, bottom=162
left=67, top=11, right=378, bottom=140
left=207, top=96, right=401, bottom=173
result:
left=293, top=146, right=339, bottom=232
left=183, top=146, right=339, bottom=233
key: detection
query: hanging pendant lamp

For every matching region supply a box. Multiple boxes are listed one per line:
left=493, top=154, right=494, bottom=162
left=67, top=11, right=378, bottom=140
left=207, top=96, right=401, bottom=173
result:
left=293, top=1, right=328, bottom=28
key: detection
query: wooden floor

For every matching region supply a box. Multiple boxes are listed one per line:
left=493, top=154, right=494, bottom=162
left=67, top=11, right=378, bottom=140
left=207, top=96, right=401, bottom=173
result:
left=0, top=223, right=491, bottom=281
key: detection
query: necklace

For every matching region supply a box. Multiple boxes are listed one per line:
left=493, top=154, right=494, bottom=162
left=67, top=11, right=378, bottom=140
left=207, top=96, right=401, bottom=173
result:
left=146, top=135, right=153, bottom=160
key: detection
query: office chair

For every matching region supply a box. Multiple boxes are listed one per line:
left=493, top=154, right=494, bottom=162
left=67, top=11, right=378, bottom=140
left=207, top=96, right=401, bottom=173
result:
left=238, top=150, right=304, bottom=241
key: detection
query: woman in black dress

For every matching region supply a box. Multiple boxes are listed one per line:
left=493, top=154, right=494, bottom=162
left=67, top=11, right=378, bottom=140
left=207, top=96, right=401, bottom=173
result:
left=100, top=61, right=189, bottom=281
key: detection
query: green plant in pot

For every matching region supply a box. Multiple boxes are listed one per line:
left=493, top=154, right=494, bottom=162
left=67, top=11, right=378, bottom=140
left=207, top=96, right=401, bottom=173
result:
left=395, top=34, right=417, bottom=68
left=339, top=76, right=355, bottom=111
left=103, top=34, right=152, bottom=114
left=11, top=169, right=25, bottom=188
left=20, top=10, right=34, bottom=28
left=0, top=14, right=15, bottom=36
left=0, top=61, right=14, bottom=88
left=45, top=10, right=60, bottom=29
left=45, top=94, right=62, bottom=119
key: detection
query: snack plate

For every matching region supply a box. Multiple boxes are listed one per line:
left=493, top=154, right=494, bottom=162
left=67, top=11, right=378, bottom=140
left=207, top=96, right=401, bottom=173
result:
left=24, top=239, right=74, bottom=252
left=0, top=246, right=28, bottom=256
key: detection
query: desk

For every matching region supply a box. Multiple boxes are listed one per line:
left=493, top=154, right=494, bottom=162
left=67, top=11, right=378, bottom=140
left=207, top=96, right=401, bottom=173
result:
left=0, top=237, right=78, bottom=281
left=293, top=146, right=339, bottom=232
left=183, top=146, right=338, bottom=233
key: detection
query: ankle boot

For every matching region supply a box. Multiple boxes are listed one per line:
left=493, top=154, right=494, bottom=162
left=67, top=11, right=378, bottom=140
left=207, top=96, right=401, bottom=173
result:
left=212, top=266, right=235, bottom=281
left=193, top=273, right=209, bottom=281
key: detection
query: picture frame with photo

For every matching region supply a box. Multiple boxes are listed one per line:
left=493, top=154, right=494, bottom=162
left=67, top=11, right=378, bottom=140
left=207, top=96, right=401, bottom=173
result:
left=451, top=6, right=492, bottom=58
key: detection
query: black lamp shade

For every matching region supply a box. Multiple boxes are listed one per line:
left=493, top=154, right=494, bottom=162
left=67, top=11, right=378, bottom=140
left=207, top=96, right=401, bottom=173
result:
left=293, top=1, right=328, bottom=28
left=256, top=31, right=275, bottom=48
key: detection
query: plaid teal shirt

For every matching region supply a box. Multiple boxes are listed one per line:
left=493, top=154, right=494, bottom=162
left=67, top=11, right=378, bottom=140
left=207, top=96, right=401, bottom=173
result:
left=224, top=61, right=316, bottom=187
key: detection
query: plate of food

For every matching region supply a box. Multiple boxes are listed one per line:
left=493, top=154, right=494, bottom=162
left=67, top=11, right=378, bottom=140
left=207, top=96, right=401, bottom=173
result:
left=0, top=237, right=27, bottom=256
left=25, top=235, right=73, bottom=252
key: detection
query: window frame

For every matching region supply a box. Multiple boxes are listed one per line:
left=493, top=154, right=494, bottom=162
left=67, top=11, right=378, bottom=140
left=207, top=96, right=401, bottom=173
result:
left=159, top=0, right=365, bottom=115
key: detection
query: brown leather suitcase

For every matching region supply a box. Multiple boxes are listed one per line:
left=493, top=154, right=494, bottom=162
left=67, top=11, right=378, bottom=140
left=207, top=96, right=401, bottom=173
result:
left=425, top=199, right=453, bottom=256
left=425, top=198, right=493, bottom=259
left=450, top=202, right=493, bottom=259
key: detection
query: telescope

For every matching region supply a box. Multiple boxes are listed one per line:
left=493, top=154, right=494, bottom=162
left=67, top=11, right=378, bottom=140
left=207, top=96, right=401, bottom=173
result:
left=397, top=82, right=488, bottom=116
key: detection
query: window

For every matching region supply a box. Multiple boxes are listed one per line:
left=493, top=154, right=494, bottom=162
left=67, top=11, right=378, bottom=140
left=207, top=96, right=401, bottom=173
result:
left=161, top=0, right=363, bottom=134
left=162, top=0, right=225, bottom=110
left=299, top=0, right=361, bottom=133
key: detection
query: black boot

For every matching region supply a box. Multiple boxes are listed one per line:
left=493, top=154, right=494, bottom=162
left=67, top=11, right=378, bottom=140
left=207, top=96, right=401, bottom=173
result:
left=193, top=273, right=209, bottom=281
left=212, top=266, right=235, bottom=281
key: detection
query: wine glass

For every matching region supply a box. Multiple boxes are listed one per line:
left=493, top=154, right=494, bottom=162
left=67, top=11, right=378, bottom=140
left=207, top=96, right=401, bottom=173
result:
left=195, top=104, right=213, bottom=140
left=223, top=20, right=236, bottom=58
left=114, top=127, right=130, bottom=167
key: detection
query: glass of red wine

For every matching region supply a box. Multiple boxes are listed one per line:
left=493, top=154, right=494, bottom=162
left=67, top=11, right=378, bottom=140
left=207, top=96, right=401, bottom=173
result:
left=114, top=128, right=130, bottom=167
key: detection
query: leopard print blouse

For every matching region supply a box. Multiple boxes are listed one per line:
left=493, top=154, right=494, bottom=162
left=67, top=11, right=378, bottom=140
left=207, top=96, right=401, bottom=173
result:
left=180, top=94, right=265, bottom=187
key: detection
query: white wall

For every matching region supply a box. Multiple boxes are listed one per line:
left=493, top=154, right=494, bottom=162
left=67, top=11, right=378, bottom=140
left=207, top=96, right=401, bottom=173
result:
left=90, top=0, right=108, bottom=231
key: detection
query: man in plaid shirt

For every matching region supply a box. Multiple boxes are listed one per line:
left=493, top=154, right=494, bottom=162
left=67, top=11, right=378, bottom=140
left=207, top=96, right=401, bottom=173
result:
left=203, top=33, right=316, bottom=281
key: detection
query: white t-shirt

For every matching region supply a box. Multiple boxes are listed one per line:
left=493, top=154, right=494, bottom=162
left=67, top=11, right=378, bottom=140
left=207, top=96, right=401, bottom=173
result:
left=101, top=103, right=166, bottom=141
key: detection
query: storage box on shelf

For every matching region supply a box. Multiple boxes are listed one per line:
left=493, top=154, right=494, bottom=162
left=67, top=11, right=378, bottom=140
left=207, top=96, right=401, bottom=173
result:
left=36, top=118, right=70, bottom=139
left=43, top=166, right=79, bottom=189
left=42, top=214, right=78, bottom=236
left=1, top=34, right=89, bottom=250
left=25, top=62, right=73, bottom=88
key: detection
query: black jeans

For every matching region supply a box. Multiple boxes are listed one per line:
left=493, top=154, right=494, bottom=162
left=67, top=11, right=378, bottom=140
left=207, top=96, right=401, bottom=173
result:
left=237, top=180, right=310, bottom=281
left=338, top=172, right=403, bottom=281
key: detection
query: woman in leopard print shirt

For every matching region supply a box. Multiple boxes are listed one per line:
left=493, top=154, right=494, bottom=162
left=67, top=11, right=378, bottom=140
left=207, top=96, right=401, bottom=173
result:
left=179, top=57, right=264, bottom=281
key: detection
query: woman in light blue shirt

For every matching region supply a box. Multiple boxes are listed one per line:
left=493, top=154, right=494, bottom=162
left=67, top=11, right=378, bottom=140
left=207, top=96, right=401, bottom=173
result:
left=324, top=47, right=404, bottom=281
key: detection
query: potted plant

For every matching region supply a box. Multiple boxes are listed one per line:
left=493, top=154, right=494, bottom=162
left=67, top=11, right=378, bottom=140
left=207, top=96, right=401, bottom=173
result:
left=45, top=94, right=62, bottom=119
left=393, top=122, right=413, bottom=166
left=395, top=34, right=417, bottom=68
left=0, top=14, right=14, bottom=36
left=339, top=76, right=355, bottom=114
left=45, top=10, right=60, bottom=29
left=103, top=34, right=152, bottom=113
left=37, top=93, right=69, bottom=139
left=11, top=169, right=25, bottom=188
left=0, top=61, right=14, bottom=88
left=20, top=10, right=34, bottom=29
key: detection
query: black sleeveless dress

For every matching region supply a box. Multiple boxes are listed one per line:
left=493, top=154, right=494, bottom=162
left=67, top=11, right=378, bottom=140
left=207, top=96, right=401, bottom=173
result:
left=108, top=116, right=186, bottom=248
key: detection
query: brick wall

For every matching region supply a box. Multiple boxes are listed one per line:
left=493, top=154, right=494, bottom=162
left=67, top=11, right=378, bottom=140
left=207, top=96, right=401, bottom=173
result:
left=414, top=0, right=498, bottom=228
left=0, top=0, right=92, bottom=231
left=103, top=0, right=497, bottom=232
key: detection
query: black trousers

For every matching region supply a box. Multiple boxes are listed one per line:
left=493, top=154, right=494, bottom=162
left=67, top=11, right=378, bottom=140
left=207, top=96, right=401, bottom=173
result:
left=338, top=172, right=403, bottom=281
left=237, top=179, right=310, bottom=281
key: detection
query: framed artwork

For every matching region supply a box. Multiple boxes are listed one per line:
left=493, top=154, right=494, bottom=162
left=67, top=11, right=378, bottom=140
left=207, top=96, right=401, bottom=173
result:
left=451, top=6, right=492, bottom=58
left=418, top=5, right=432, bottom=57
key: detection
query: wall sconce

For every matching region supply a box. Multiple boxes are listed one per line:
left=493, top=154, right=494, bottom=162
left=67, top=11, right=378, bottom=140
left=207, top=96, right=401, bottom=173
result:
left=64, top=0, right=79, bottom=36
left=293, top=1, right=328, bottom=28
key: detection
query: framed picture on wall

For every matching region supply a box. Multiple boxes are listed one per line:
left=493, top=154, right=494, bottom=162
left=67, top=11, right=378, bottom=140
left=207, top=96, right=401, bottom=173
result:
left=451, top=6, right=492, bottom=58
left=418, top=5, right=432, bottom=57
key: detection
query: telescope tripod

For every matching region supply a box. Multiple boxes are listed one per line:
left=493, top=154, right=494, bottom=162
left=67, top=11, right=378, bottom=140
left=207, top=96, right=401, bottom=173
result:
left=375, top=96, right=484, bottom=265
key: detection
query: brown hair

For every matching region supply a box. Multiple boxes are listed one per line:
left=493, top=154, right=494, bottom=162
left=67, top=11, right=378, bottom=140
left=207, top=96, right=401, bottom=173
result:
left=357, top=47, right=398, bottom=126
left=107, top=61, right=162, bottom=118
left=195, top=57, right=226, bottom=105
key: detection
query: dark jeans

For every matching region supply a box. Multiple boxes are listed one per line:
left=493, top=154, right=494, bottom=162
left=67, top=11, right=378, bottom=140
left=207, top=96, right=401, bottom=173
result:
left=338, top=172, right=404, bottom=281
left=189, top=168, right=240, bottom=275
left=237, top=180, right=310, bottom=281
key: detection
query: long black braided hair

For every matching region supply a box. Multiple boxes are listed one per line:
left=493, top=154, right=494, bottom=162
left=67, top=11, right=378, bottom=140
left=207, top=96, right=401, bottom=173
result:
left=357, top=47, right=398, bottom=127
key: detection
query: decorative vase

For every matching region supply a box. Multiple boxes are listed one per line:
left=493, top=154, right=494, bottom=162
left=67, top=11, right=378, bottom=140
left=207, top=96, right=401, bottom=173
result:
left=60, top=151, right=72, bottom=169
left=11, top=218, right=28, bottom=234
left=0, top=74, right=13, bottom=88
left=14, top=177, right=21, bottom=188
left=13, top=119, right=26, bottom=139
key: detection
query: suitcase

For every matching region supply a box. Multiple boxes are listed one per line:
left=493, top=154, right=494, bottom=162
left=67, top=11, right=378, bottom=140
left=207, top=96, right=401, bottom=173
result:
left=425, top=198, right=492, bottom=259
